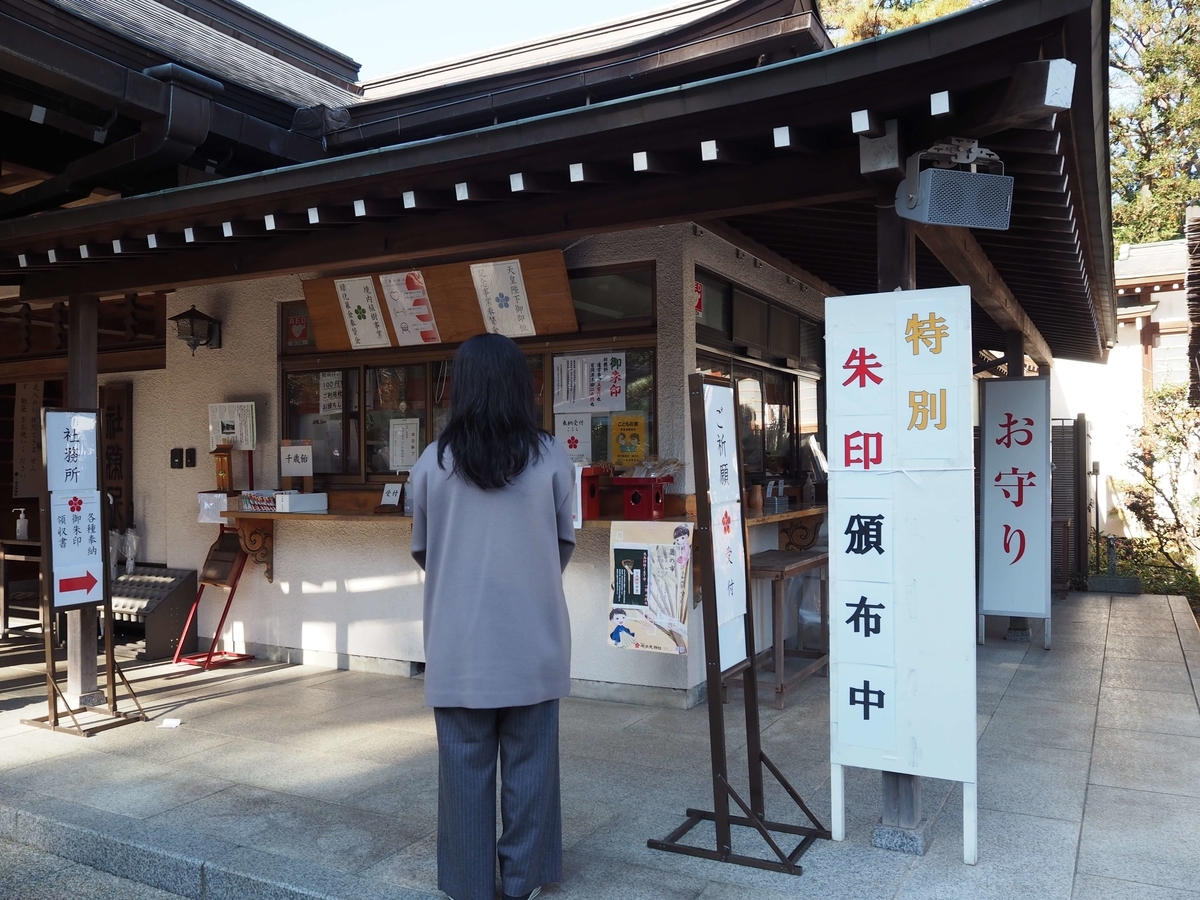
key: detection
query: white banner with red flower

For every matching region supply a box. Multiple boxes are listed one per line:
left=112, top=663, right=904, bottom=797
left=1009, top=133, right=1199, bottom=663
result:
left=555, top=414, right=592, bottom=464
left=49, top=488, right=103, bottom=608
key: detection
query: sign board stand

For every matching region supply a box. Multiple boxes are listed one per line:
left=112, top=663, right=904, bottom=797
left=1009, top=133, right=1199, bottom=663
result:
left=21, top=408, right=146, bottom=737
left=648, top=374, right=830, bottom=875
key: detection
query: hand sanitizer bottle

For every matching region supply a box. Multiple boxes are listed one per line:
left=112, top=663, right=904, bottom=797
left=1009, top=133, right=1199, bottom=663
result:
left=13, top=509, right=28, bottom=540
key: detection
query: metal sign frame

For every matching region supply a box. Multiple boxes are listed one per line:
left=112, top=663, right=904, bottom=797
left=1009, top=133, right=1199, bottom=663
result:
left=648, top=373, right=830, bottom=875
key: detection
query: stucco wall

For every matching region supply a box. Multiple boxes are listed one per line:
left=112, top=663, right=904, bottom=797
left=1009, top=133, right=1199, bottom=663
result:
left=109, top=226, right=824, bottom=705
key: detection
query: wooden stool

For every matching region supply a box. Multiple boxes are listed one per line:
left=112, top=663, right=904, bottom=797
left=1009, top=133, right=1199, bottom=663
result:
left=726, top=549, right=829, bottom=709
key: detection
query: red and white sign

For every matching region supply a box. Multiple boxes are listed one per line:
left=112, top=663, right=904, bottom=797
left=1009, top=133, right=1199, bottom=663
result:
left=978, top=378, right=1051, bottom=620
left=286, top=315, right=309, bottom=346
left=694, top=281, right=704, bottom=314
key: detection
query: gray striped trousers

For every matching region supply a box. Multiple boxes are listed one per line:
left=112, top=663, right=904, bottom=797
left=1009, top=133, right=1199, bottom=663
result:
left=433, top=700, right=562, bottom=900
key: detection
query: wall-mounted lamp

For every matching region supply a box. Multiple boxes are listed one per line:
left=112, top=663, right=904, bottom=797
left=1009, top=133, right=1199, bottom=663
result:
left=168, top=305, right=222, bottom=355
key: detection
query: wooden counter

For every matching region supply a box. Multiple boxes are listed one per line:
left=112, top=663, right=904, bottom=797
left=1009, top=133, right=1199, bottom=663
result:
left=221, top=504, right=826, bottom=581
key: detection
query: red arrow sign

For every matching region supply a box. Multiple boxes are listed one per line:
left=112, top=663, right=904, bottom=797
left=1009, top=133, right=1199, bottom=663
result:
left=59, top=571, right=98, bottom=595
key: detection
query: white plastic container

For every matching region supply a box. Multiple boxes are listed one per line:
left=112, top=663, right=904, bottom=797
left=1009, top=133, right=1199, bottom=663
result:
left=274, top=492, right=328, bottom=513
left=13, top=508, right=27, bottom=540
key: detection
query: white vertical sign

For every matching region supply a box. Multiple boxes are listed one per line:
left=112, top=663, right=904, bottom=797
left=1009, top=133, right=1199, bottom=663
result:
left=388, top=418, right=422, bottom=471
left=44, top=410, right=107, bottom=610
left=335, top=276, right=391, bottom=348
left=978, top=378, right=1051, bottom=619
left=702, top=384, right=749, bottom=659
left=471, top=259, right=536, bottom=337
left=826, top=286, right=976, bottom=863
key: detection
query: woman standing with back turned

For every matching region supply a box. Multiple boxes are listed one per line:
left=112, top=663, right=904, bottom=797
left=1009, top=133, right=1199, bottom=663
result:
left=408, top=333, right=576, bottom=900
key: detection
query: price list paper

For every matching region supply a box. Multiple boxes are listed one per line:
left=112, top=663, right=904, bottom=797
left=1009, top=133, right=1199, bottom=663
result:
left=825, top=286, right=976, bottom=861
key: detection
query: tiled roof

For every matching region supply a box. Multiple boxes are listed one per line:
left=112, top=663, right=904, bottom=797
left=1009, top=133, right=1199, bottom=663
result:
left=362, top=0, right=745, bottom=100
left=46, top=0, right=361, bottom=108
left=1115, top=239, right=1186, bottom=282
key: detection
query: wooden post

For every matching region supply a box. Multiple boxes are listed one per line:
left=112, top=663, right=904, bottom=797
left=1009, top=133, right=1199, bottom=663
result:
left=875, top=189, right=924, bottom=840
left=66, top=294, right=103, bottom=707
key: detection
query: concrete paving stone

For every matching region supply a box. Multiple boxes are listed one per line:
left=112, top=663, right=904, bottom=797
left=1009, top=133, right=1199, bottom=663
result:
left=1089, top=728, right=1200, bottom=798
left=560, top=757, right=713, bottom=815
left=1078, top=784, right=1200, bottom=893
left=288, top=669, right=419, bottom=698
left=1102, top=633, right=1185, bottom=663
left=580, top=804, right=913, bottom=898
left=550, top=849, right=712, bottom=900
left=1004, top=667, right=1102, bottom=704
left=0, top=729, right=87, bottom=772
left=976, top=714, right=991, bottom=740
left=13, top=861, right=191, bottom=900
left=338, top=770, right=440, bottom=823
left=694, top=881, right=802, bottom=900
left=168, top=736, right=397, bottom=804
left=1102, top=658, right=1195, bottom=695
left=978, top=694, right=1096, bottom=752
left=1072, top=874, right=1200, bottom=899
left=1097, top=687, right=1200, bottom=737
left=0, top=837, right=73, bottom=890
left=350, top=695, right=438, bottom=737
left=559, top=696, right=659, bottom=731
left=976, top=741, right=1089, bottom=822
left=85, top=720, right=237, bottom=763
left=560, top=722, right=718, bottom=774
left=623, top=701, right=788, bottom=742
left=148, top=782, right=428, bottom=876
left=312, top=722, right=439, bottom=768
left=359, top=832, right=438, bottom=893
left=896, top=803, right=1079, bottom=900
left=204, top=845, right=436, bottom=900
left=1105, top=619, right=1179, bottom=638
left=1, top=747, right=233, bottom=819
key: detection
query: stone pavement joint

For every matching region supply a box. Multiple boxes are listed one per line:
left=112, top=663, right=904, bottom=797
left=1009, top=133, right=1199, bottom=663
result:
left=0, top=593, right=1197, bottom=900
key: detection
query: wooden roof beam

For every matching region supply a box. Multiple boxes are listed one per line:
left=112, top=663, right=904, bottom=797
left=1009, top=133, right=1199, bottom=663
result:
left=913, top=222, right=1052, bottom=367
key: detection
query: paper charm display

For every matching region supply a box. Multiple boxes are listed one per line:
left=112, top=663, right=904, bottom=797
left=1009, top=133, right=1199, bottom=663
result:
left=471, top=259, right=536, bottom=338
left=608, top=521, right=694, bottom=655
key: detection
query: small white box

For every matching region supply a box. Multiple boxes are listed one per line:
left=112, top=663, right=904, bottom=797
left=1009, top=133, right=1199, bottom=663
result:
left=274, top=492, right=328, bottom=513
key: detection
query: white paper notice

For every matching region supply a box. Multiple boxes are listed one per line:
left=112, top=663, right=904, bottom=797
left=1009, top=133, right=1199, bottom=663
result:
left=380, top=484, right=402, bottom=506
left=552, top=353, right=627, bottom=413
left=13, top=382, right=44, bottom=498
left=703, top=385, right=740, bottom=506
left=280, top=443, right=314, bottom=477
left=555, top=414, right=592, bottom=464
left=208, top=402, right=256, bottom=452
left=380, top=271, right=441, bottom=346
left=45, top=410, right=98, bottom=492
left=335, top=276, right=391, bottom=348
left=319, top=372, right=343, bottom=415
left=470, top=259, right=536, bottom=338
left=573, top=464, right=583, bottom=530
left=388, top=418, right=421, bottom=471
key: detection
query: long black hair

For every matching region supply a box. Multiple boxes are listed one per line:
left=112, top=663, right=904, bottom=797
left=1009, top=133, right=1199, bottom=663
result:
left=436, top=333, right=545, bottom=489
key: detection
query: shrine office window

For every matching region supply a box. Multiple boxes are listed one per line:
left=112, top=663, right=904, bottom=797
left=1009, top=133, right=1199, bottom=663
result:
left=694, top=268, right=824, bottom=370
left=285, top=369, right=360, bottom=475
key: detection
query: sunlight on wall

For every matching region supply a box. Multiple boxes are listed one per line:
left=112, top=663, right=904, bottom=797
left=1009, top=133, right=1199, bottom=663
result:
left=301, top=580, right=338, bottom=594
left=278, top=581, right=290, bottom=595
left=344, top=572, right=423, bottom=593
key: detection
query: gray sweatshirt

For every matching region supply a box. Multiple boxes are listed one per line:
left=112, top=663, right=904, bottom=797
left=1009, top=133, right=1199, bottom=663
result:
left=409, top=436, right=576, bottom=708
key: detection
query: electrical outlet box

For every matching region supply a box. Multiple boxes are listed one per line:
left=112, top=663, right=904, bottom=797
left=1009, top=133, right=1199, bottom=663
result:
left=185, top=448, right=196, bottom=468
left=170, top=448, right=183, bottom=469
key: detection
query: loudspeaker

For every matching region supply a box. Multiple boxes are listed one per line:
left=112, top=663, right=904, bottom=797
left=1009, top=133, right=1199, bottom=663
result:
left=894, top=168, right=1013, bottom=230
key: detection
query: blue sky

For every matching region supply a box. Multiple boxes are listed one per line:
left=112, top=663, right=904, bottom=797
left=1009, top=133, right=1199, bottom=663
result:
left=238, top=0, right=674, bottom=81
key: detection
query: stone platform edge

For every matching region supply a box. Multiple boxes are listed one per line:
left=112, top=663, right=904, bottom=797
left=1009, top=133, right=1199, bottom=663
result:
left=0, top=784, right=437, bottom=900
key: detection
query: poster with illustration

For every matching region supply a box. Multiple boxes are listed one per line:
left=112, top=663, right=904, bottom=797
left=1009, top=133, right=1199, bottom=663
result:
left=608, top=521, right=694, bottom=654
left=610, top=412, right=646, bottom=466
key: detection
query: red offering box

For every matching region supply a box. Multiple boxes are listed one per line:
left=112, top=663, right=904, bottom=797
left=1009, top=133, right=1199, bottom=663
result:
left=611, top=476, right=674, bottom=520
left=580, top=467, right=601, bottom=520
